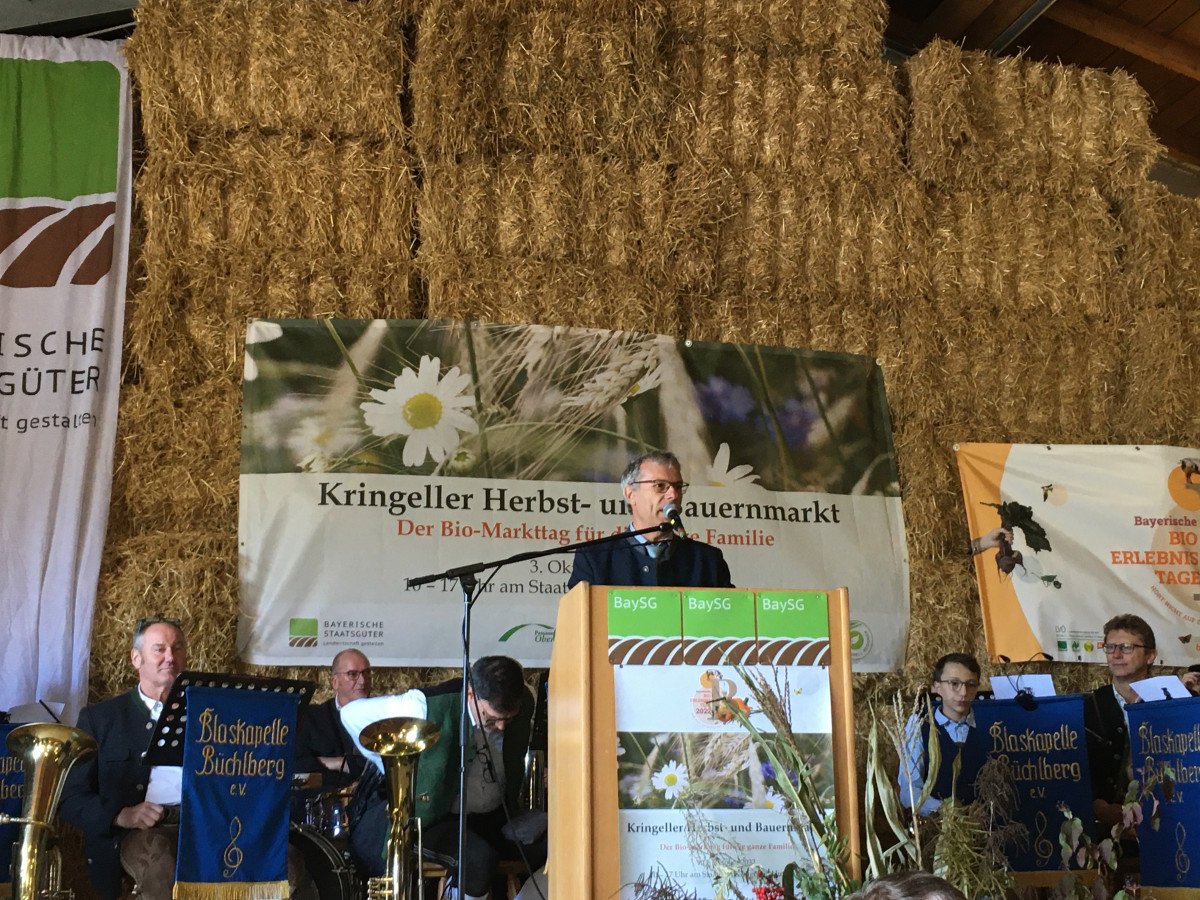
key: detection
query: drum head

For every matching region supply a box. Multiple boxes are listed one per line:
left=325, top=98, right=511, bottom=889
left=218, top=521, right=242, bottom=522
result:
left=290, top=824, right=358, bottom=900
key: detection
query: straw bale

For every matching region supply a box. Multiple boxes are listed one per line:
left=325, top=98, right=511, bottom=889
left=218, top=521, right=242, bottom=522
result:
left=1110, top=306, right=1200, bottom=442
left=421, top=255, right=683, bottom=335
left=677, top=52, right=903, bottom=177
left=670, top=0, right=887, bottom=61
left=924, top=187, right=1118, bottom=319
left=412, top=0, right=674, bottom=160
left=906, top=40, right=1160, bottom=197
left=420, top=155, right=721, bottom=285
left=116, top=380, right=241, bottom=534
left=127, top=0, right=412, bottom=145
left=138, top=134, right=417, bottom=265
left=1114, top=182, right=1200, bottom=313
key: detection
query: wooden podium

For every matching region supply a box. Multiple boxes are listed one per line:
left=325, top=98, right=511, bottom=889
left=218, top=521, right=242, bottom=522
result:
left=548, top=583, right=859, bottom=899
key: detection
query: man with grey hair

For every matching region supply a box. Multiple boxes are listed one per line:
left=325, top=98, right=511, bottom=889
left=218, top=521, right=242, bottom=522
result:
left=567, top=450, right=733, bottom=589
left=60, top=617, right=189, bottom=900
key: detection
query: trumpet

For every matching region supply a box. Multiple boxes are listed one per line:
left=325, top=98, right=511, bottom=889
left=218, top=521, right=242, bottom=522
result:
left=1, top=723, right=98, bottom=900
left=358, top=716, right=439, bottom=900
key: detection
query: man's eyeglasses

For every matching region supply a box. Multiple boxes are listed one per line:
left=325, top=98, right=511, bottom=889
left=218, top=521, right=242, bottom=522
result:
left=477, top=709, right=518, bottom=729
left=631, top=479, right=688, bottom=496
left=135, top=617, right=182, bottom=636
left=334, top=668, right=371, bottom=681
left=934, top=678, right=980, bottom=692
left=1103, top=642, right=1146, bottom=655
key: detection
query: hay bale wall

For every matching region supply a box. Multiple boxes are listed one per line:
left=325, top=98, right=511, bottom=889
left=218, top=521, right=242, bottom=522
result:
left=97, top=0, right=1199, bottom=817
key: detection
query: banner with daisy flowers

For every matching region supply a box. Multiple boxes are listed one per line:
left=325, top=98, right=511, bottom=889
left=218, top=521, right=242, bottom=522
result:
left=239, top=319, right=908, bottom=670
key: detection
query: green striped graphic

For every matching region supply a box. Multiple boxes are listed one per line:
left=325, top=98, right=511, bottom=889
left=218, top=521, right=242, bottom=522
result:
left=0, top=58, right=120, bottom=200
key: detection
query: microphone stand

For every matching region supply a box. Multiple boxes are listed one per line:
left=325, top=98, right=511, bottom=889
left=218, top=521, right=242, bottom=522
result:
left=406, top=520, right=677, bottom=897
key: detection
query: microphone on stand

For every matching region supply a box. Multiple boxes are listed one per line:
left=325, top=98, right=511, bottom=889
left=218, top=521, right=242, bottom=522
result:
left=998, top=651, right=1055, bottom=711
left=663, top=503, right=686, bottom=538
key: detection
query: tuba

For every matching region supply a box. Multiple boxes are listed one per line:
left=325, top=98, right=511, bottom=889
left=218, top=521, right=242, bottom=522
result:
left=358, top=716, right=439, bottom=900
left=0, top=723, right=98, bottom=900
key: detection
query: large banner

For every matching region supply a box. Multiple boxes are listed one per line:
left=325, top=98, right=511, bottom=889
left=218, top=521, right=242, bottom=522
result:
left=958, top=444, right=1200, bottom=666
left=0, top=36, right=131, bottom=722
left=239, top=320, right=908, bottom=670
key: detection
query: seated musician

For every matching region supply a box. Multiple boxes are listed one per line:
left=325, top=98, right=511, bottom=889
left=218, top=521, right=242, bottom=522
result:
left=295, top=648, right=372, bottom=789
left=59, top=618, right=306, bottom=900
left=59, top=618, right=189, bottom=900
left=341, top=655, right=542, bottom=900
left=897, top=653, right=985, bottom=816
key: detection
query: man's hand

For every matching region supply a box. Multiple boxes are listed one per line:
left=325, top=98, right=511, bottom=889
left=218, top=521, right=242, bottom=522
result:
left=115, top=802, right=165, bottom=830
left=318, top=756, right=346, bottom=772
left=1182, top=671, right=1200, bottom=695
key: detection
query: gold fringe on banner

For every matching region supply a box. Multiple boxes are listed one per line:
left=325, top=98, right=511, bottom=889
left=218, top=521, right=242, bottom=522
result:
left=173, top=879, right=291, bottom=900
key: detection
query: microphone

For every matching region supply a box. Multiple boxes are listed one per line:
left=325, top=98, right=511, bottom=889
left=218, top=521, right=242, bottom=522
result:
left=998, top=651, right=1055, bottom=710
left=663, top=503, right=686, bottom=538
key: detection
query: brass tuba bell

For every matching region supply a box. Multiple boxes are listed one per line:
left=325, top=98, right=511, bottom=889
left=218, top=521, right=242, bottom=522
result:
left=1, top=723, right=98, bottom=900
left=358, top=716, right=440, bottom=900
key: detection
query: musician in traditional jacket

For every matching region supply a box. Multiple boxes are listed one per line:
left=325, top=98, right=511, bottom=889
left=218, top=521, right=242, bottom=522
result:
left=59, top=618, right=189, bottom=900
left=342, top=655, right=538, bottom=900
left=897, top=653, right=985, bottom=816
left=567, top=450, right=733, bottom=589
left=1085, top=614, right=1158, bottom=830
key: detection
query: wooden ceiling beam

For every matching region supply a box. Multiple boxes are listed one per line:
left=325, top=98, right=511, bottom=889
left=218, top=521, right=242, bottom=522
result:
left=1044, top=0, right=1200, bottom=83
left=918, top=0, right=995, bottom=42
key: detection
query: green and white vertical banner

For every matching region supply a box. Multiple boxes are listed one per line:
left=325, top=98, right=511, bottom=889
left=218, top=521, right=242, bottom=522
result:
left=0, top=36, right=131, bottom=722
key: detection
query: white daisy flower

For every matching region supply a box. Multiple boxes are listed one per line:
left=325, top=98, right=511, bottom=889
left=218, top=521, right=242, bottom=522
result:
left=651, top=760, right=689, bottom=799
left=287, top=416, right=359, bottom=473
left=243, top=320, right=283, bottom=381
left=745, top=789, right=787, bottom=810
left=706, top=442, right=760, bottom=487
left=360, top=355, right=479, bottom=467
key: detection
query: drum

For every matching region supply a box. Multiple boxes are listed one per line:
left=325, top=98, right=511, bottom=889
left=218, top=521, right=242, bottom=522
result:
left=305, top=785, right=356, bottom=838
left=290, top=824, right=358, bottom=900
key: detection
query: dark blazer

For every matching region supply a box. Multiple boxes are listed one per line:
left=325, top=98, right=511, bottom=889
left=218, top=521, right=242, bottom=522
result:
left=294, top=697, right=366, bottom=787
left=567, top=534, right=733, bottom=590
left=59, top=689, right=155, bottom=900
left=1084, top=684, right=1130, bottom=805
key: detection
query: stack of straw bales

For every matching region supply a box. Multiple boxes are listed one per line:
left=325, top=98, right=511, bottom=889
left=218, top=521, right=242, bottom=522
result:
left=109, top=0, right=422, bottom=698
left=891, top=40, right=1180, bottom=685
left=98, top=0, right=1200, bottom=729
left=414, top=0, right=908, bottom=348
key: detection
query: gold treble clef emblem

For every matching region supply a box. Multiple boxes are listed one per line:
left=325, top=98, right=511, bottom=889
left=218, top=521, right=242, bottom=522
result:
left=1034, top=810, right=1054, bottom=864
left=222, top=816, right=244, bottom=878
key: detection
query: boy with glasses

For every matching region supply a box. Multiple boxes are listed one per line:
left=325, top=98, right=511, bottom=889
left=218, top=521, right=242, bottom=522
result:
left=567, top=450, right=733, bottom=589
left=897, top=653, right=985, bottom=817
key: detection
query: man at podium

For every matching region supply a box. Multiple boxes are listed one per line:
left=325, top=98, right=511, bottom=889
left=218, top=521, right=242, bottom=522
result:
left=567, top=451, right=733, bottom=589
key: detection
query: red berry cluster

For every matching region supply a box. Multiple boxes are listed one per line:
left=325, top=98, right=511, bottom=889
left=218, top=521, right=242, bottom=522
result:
left=751, top=884, right=785, bottom=900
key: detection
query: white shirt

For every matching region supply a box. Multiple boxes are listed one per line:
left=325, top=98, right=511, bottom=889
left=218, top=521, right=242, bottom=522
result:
left=138, top=688, right=183, bottom=805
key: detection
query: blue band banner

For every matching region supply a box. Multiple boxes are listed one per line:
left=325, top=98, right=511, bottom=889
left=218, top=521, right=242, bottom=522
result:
left=175, top=687, right=299, bottom=900
left=0, top=723, right=23, bottom=898
left=1128, top=697, right=1200, bottom=890
left=973, top=695, right=1093, bottom=873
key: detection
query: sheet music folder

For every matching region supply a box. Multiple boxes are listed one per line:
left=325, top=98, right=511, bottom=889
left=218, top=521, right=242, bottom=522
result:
left=144, top=670, right=317, bottom=767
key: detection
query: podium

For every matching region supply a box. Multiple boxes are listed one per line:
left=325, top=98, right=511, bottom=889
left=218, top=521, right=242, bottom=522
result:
left=548, top=583, right=859, bottom=899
